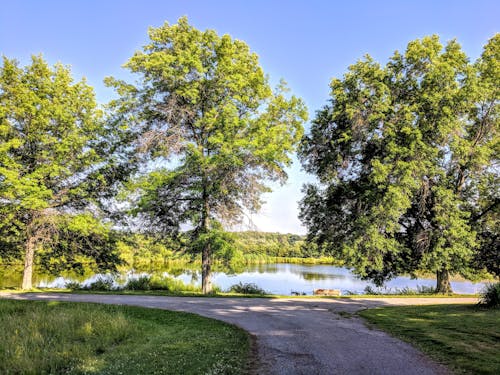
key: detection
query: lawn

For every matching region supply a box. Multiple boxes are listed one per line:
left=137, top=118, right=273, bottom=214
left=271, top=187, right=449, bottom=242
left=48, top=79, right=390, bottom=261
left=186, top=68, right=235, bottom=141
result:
left=359, top=304, right=500, bottom=374
left=0, top=299, right=251, bottom=374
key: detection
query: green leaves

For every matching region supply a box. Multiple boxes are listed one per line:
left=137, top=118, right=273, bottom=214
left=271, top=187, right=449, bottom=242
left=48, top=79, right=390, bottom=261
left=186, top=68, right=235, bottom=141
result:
left=0, top=55, right=128, bottom=276
left=112, top=17, right=307, bottom=233
left=106, top=18, right=307, bottom=292
left=0, top=56, right=104, bottom=210
left=300, top=34, right=499, bottom=287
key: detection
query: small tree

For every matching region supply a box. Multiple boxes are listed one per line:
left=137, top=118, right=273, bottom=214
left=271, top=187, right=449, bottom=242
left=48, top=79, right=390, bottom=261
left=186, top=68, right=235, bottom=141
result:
left=0, top=56, right=129, bottom=289
left=107, top=18, right=307, bottom=293
left=300, top=35, right=499, bottom=293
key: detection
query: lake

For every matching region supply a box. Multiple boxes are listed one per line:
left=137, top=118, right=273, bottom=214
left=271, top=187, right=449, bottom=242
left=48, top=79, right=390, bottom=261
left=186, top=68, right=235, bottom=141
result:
left=28, top=263, right=486, bottom=295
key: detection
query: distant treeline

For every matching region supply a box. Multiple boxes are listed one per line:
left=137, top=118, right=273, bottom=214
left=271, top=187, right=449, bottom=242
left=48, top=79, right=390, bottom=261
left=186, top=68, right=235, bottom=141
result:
left=116, top=231, right=330, bottom=268
left=234, top=231, right=312, bottom=257
left=0, top=231, right=332, bottom=271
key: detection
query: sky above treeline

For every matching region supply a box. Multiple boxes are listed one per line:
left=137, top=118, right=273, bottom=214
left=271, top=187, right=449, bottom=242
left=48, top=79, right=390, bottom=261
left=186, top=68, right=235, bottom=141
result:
left=1, top=0, right=498, bottom=234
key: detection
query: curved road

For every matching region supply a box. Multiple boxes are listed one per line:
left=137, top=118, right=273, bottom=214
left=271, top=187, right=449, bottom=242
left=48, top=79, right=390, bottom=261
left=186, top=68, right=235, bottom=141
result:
left=1, top=293, right=475, bottom=374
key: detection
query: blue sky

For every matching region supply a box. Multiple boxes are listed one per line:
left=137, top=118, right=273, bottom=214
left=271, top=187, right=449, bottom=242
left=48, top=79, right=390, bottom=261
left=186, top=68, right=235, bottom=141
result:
left=1, top=0, right=498, bottom=234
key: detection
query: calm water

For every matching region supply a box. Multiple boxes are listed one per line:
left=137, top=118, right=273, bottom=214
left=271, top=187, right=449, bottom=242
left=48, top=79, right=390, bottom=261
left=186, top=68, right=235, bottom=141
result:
left=29, top=263, right=486, bottom=295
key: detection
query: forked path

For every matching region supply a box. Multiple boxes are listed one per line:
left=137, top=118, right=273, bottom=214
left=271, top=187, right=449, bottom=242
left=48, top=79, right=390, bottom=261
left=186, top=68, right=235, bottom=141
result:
left=1, top=293, right=476, bottom=374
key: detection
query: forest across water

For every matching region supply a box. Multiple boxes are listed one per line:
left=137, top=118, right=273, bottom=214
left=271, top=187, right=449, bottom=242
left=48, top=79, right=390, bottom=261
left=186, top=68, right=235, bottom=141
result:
left=0, top=232, right=488, bottom=295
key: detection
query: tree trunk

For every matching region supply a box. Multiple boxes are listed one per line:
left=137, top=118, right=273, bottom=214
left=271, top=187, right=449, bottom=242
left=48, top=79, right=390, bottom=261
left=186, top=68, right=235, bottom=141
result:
left=435, top=269, right=452, bottom=294
left=201, top=188, right=213, bottom=294
left=21, top=238, right=36, bottom=290
left=202, top=242, right=212, bottom=294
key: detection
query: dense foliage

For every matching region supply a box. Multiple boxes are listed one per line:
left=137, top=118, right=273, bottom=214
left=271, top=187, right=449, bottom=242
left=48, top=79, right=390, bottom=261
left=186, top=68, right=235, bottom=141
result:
left=228, top=282, right=267, bottom=295
left=116, top=233, right=186, bottom=266
left=300, top=35, right=499, bottom=292
left=0, top=56, right=131, bottom=289
left=108, top=17, right=307, bottom=292
left=1, top=22, right=496, bottom=295
left=115, top=231, right=315, bottom=267
left=479, top=282, right=500, bottom=308
left=233, top=231, right=323, bottom=257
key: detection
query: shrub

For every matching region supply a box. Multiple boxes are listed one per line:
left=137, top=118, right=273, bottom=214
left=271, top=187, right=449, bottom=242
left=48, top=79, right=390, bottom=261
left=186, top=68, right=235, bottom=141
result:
left=149, top=275, right=171, bottom=290
left=479, top=282, right=500, bottom=308
left=364, top=285, right=383, bottom=295
left=66, top=274, right=201, bottom=293
left=125, top=276, right=152, bottom=290
left=149, top=275, right=200, bottom=292
left=416, top=285, right=436, bottom=294
left=65, top=281, right=82, bottom=290
left=229, top=282, right=266, bottom=295
left=394, top=285, right=436, bottom=295
left=363, top=285, right=436, bottom=295
left=85, top=276, right=116, bottom=291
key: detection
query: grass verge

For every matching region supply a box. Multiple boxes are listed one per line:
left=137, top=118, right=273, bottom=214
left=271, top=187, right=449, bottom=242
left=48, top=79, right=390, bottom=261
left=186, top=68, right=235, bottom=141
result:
left=0, top=287, right=479, bottom=299
left=0, top=299, right=251, bottom=374
left=359, top=304, right=500, bottom=374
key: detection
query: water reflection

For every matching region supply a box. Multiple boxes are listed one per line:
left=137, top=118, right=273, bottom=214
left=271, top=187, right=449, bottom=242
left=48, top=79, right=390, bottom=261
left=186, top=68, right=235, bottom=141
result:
left=301, top=272, right=347, bottom=281
left=0, top=263, right=486, bottom=295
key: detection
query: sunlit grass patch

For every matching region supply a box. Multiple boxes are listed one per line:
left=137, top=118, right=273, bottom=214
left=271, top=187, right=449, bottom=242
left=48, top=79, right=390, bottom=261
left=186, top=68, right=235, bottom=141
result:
left=360, top=304, right=500, bottom=374
left=0, top=299, right=251, bottom=374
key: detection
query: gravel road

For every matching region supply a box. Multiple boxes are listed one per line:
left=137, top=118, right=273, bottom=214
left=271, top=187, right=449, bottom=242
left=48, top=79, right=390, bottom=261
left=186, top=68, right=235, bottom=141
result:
left=0, top=293, right=476, bottom=374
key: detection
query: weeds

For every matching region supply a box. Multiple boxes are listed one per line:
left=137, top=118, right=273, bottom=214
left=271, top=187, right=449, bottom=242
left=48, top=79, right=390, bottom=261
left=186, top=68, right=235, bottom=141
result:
left=228, top=282, right=267, bottom=295
left=125, top=276, right=152, bottom=291
left=478, top=282, right=500, bottom=308
left=66, top=276, right=118, bottom=291
left=363, top=285, right=436, bottom=295
left=66, top=274, right=201, bottom=293
left=86, top=276, right=116, bottom=291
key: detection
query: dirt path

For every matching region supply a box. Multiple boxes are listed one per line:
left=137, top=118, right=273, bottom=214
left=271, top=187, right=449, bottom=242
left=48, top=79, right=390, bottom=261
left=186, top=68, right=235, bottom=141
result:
left=0, top=293, right=476, bottom=374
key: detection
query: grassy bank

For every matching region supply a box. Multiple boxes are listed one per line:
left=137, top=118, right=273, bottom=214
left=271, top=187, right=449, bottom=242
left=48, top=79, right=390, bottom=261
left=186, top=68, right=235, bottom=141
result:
left=359, top=304, right=500, bottom=374
left=0, top=288, right=479, bottom=300
left=0, top=299, right=251, bottom=374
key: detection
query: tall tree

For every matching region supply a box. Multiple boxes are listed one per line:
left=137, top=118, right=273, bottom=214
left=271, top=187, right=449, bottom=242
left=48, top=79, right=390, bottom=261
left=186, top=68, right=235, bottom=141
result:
left=300, top=35, right=499, bottom=293
left=107, top=17, right=307, bottom=293
left=0, top=56, right=129, bottom=289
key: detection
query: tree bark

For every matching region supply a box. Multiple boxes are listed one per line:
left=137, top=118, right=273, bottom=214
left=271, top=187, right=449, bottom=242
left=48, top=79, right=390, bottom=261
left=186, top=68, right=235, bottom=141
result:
left=202, top=242, right=212, bottom=294
left=21, top=238, right=36, bottom=290
left=201, top=188, right=212, bottom=294
left=435, top=269, right=452, bottom=294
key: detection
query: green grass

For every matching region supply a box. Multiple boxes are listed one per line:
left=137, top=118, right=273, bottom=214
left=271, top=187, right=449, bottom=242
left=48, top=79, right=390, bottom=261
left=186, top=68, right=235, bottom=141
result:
left=0, top=299, right=251, bottom=374
left=359, top=304, right=500, bottom=374
left=345, top=293, right=478, bottom=298
left=0, top=287, right=479, bottom=300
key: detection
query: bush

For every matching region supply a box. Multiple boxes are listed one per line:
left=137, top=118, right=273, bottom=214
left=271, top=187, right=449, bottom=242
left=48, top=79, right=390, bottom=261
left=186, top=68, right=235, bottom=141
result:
left=66, top=274, right=202, bottom=293
left=479, top=282, right=500, bottom=308
left=84, top=276, right=116, bottom=291
left=65, top=281, right=82, bottom=290
left=65, top=277, right=118, bottom=291
left=415, top=285, right=436, bottom=294
left=149, top=275, right=171, bottom=290
left=364, top=285, right=383, bottom=295
left=125, top=276, right=152, bottom=290
left=123, top=274, right=200, bottom=292
left=363, top=285, right=436, bottom=295
left=149, top=275, right=201, bottom=292
left=228, top=282, right=266, bottom=295
left=393, top=285, right=436, bottom=295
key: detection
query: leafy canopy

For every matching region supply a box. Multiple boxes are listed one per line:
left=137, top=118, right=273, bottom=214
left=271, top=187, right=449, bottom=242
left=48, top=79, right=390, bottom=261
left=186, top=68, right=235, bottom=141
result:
left=108, top=17, right=307, bottom=233
left=0, top=55, right=127, bottom=272
left=300, top=35, right=499, bottom=285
